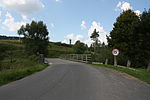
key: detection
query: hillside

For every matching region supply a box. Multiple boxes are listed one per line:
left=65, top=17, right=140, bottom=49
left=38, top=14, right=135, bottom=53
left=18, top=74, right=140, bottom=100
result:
left=48, top=42, right=74, bottom=58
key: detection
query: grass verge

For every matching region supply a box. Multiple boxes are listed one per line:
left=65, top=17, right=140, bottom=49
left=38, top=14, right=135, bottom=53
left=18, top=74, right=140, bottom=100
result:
left=92, top=64, right=150, bottom=84
left=0, top=64, right=48, bottom=86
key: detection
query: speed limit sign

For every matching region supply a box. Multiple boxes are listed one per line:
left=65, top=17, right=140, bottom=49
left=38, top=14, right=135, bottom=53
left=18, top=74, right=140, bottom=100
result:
left=112, top=49, right=119, bottom=56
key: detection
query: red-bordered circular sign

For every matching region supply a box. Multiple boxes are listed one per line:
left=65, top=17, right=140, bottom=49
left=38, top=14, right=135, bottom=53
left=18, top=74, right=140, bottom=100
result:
left=112, top=48, right=120, bottom=56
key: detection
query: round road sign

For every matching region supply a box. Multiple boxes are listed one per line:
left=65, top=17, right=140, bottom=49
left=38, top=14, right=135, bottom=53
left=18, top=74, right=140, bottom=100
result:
left=112, top=49, right=119, bottom=56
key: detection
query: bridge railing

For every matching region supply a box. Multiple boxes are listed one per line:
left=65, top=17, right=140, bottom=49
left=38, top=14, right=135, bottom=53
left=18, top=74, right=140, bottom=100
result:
left=60, top=54, right=91, bottom=63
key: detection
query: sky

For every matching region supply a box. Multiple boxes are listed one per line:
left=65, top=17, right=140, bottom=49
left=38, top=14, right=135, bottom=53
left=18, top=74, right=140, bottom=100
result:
left=0, top=0, right=149, bottom=45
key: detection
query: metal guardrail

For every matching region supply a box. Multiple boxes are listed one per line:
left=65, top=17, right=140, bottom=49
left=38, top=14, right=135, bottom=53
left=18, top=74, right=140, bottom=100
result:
left=60, top=54, right=91, bottom=63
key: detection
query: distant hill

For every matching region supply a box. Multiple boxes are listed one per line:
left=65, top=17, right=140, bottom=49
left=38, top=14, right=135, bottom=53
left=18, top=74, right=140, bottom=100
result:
left=0, top=35, right=20, bottom=40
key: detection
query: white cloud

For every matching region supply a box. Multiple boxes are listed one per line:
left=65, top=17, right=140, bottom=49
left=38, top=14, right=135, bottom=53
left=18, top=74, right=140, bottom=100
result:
left=66, top=33, right=74, bottom=40
left=75, top=35, right=83, bottom=42
left=63, top=33, right=84, bottom=44
left=50, top=23, right=55, bottom=28
left=61, top=39, right=68, bottom=44
left=0, top=11, right=1, bottom=17
left=0, top=11, right=1, bottom=22
left=83, top=39, right=93, bottom=47
left=116, top=1, right=141, bottom=16
left=2, top=12, right=27, bottom=32
left=116, top=1, right=132, bottom=11
left=21, top=15, right=28, bottom=21
left=0, top=0, right=44, bottom=15
left=88, top=21, right=104, bottom=37
left=134, top=10, right=141, bottom=16
left=55, top=0, right=60, bottom=2
left=62, top=21, right=108, bottom=46
left=80, top=20, right=86, bottom=30
left=88, top=21, right=108, bottom=44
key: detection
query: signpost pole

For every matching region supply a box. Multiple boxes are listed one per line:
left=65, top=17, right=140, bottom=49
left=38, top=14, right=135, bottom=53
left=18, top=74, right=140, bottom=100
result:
left=114, top=56, right=117, bottom=66
left=112, top=48, right=119, bottom=66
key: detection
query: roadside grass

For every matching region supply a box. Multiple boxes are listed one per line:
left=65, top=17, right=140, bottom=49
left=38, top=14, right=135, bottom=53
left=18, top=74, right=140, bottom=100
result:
left=0, top=64, right=48, bottom=86
left=92, top=64, right=150, bottom=84
left=0, top=40, right=49, bottom=86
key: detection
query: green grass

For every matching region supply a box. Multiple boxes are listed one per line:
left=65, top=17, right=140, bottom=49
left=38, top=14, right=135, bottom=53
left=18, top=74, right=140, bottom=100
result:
left=0, top=40, right=49, bottom=86
left=92, top=64, right=150, bottom=84
left=0, top=64, right=48, bottom=86
left=0, top=40, right=24, bottom=48
left=48, top=42, right=74, bottom=58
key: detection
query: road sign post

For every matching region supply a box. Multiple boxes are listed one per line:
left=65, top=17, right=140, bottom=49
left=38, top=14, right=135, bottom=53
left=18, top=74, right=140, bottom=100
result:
left=112, top=49, right=119, bottom=66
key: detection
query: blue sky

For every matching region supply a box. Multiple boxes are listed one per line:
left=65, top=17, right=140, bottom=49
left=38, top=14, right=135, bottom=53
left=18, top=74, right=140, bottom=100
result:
left=0, top=0, right=149, bottom=45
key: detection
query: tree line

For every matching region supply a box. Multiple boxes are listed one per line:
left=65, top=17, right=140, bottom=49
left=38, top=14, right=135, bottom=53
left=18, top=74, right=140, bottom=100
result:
left=17, top=8, right=150, bottom=68
left=107, top=9, right=150, bottom=67
left=73, top=9, right=150, bottom=68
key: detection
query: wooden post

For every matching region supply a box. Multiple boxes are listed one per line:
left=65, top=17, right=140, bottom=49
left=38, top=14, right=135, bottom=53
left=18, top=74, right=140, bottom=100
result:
left=114, top=56, right=117, bottom=66
left=105, top=59, right=108, bottom=65
left=86, top=54, right=88, bottom=63
left=147, top=63, right=150, bottom=71
left=127, top=60, right=131, bottom=68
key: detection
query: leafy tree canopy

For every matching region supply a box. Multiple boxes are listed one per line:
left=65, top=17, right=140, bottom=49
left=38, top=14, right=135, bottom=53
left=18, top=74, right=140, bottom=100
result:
left=90, top=29, right=99, bottom=41
left=107, top=9, right=139, bottom=56
left=131, top=9, right=150, bottom=67
left=18, top=20, right=49, bottom=56
left=73, top=40, right=87, bottom=54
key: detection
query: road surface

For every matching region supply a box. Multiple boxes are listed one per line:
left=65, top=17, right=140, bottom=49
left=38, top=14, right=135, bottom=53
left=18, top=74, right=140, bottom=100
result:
left=0, top=58, right=150, bottom=100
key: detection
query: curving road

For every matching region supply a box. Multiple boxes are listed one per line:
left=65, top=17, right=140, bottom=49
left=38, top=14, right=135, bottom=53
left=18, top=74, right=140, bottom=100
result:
left=0, top=58, right=150, bottom=100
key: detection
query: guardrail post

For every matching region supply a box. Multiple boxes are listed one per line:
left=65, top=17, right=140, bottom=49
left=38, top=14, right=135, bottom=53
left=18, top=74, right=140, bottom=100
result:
left=85, top=55, right=87, bottom=63
left=127, top=60, right=131, bottom=68
left=147, top=63, right=150, bottom=71
left=105, top=59, right=108, bottom=65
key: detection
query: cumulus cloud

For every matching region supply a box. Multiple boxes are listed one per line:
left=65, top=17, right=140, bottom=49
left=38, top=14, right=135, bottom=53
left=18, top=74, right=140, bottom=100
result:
left=0, top=11, right=1, bottom=17
left=2, top=12, right=27, bottom=32
left=88, top=21, right=108, bottom=44
left=116, top=1, right=141, bottom=16
left=134, top=10, right=141, bottom=16
left=116, top=1, right=132, bottom=11
left=55, top=0, right=60, bottom=2
left=62, top=33, right=84, bottom=44
left=0, top=0, right=44, bottom=15
left=80, top=20, right=86, bottom=30
left=88, top=21, right=104, bottom=37
left=61, top=39, right=68, bottom=44
left=75, top=35, right=84, bottom=42
left=21, top=15, right=28, bottom=21
left=62, top=21, right=108, bottom=45
left=66, top=33, right=74, bottom=40
left=83, top=39, right=93, bottom=46
left=50, top=23, right=55, bottom=28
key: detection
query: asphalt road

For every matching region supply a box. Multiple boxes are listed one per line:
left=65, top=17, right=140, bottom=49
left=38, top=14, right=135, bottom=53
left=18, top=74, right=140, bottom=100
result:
left=0, top=58, right=150, bottom=100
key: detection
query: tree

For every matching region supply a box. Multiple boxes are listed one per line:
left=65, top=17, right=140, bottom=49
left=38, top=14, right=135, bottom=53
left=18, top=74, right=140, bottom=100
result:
left=90, top=29, right=100, bottom=50
left=18, top=21, right=49, bottom=56
left=107, top=10, right=139, bottom=66
left=131, top=9, right=150, bottom=67
left=73, top=40, right=87, bottom=54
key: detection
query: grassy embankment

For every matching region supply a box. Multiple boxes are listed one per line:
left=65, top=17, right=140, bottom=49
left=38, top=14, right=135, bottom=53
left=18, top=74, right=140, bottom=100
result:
left=93, top=64, right=150, bottom=84
left=0, top=64, right=47, bottom=86
left=48, top=42, right=74, bottom=58
left=0, top=40, right=48, bottom=86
